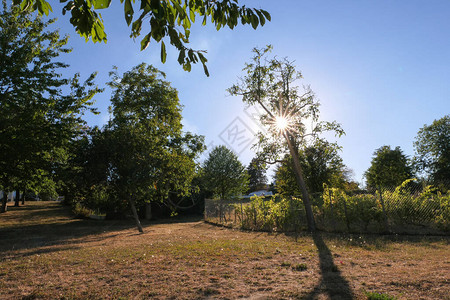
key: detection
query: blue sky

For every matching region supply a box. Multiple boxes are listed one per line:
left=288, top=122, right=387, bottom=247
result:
left=47, top=1, right=450, bottom=185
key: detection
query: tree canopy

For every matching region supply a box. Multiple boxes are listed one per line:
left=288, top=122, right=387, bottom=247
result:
left=275, top=140, right=350, bottom=196
left=365, top=145, right=413, bottom=190
left=228, top=45, right=344, bottom=231
left=13, top=0, right=271, bottom=76
left=413, top=115, right=450, bottom=188
left=107, top=63, right=204, bottom=230
left=0, top=2, right=101, bottom=212
left=202, top=145, right=248, bottom=199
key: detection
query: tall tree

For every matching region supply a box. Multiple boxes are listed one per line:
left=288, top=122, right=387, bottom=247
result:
left=0, top=2, right=100, bottom=212
left=229, top=46, right=344, bottom=231
left=106, top=63, right=204, bottom=232
left=202, top=145, right=248, bottom=199
left=13, top=0, right=270, bottom=75
left=413, top=115, right=450, bottom=188
left=247, top=157, right=267, bottom=193
left=365, top=145, right=413, bottom=190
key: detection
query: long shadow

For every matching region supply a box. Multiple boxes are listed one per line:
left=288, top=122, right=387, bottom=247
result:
left=0, top=219, right=136, bottom=256
left=0, top=202, right=202, bottom=258
left=303, top=232, right=355, bottom=299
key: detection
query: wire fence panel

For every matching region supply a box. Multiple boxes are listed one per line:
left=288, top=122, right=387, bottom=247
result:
left=205, top=183, right=450, bottom=235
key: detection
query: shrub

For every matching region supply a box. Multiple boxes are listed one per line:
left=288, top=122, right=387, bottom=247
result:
left=72, top=203, right=95, bottom=219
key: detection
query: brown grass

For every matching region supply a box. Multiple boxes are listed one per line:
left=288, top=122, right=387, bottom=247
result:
left=0, top=201, right=449, bottom=299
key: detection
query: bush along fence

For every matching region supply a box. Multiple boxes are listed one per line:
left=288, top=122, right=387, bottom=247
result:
left=204, top=179, right=450, bottom=235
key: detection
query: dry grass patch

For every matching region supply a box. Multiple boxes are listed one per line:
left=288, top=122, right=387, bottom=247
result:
left=0, top=201, right=449, bottom=299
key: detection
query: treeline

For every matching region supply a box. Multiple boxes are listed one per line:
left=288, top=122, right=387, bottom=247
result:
left=0, top=6, right=208, bottom=224
left=1, top=5, right=448, bottom=233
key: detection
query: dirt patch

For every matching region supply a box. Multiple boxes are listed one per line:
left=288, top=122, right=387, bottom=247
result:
left=0, top=202, right=449, bottom=299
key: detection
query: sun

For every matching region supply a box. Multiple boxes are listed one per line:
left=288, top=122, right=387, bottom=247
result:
left=275, top=116, right=289, bottom=131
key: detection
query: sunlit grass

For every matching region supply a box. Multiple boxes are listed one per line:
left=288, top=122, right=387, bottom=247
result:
left=0, top=202, right=448, bottom=299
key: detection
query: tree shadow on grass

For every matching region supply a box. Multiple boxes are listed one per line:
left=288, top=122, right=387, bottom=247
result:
left=303, top=232, right=355, bottom=300
left=0, top=202, right=205, bottom=258
left=0, top=219, right=136, bottom=257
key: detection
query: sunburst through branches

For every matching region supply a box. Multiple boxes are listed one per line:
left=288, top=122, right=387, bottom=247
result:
left=268, top=96, right=298, bottom=135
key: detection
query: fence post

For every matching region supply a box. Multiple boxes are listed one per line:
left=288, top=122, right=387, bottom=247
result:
left=240, top=200, right=243, bottom=222
left=377, top=186, right=390, bottom=233
left=342, top=194, right=351, bottom=232
left=328, top=188, right=335, bottom=229
left=253, top=203, right=257, bottom=228
left=219, top=199, right=223, bottom=224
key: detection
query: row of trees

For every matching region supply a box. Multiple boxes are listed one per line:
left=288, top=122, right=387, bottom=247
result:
left=0, top=5, right=206, bottom=227
left=2, top=3, right=447, bottom=234
left=0, top=3, right=262, bottom=231
left=365, top=115, right=449, bottom=192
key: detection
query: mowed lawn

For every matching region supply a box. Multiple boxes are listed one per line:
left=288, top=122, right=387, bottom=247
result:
left=0, top=202, right=449, bottom=299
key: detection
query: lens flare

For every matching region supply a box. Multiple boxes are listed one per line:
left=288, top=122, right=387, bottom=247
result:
left=275, top=116, right=289, bottom=131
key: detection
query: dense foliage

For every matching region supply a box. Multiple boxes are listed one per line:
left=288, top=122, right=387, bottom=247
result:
left=202, top=145, right=248, bottom=199
left=66, top=64, right=205, bottom=224
left=0, top=3, right=101, bottom=212
left=226, top=179, right=450, bottom=233
left=413, top=115, right=450, bottom=188
left=13, top=0, right=270, bottom=75
left=275, top=140, right=351, bottom=196
left=365, top=146, right=413, bottom=190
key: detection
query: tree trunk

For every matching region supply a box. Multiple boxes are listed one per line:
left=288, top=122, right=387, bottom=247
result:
left=129, top=195, right=144, bottom=233
left=145, top=202, right=152, bottom=220
left=14, top=190, right=20, bottom=207
left=21, top=186, right=26, bottom=205
left=1, top=191, right=8, bottom=213
left=285, top=132, right=316, bottom=232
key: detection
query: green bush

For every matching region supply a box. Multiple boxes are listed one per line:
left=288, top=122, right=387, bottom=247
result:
left=230, top=180, right=449, bottom=233
left=236, top=195, right=305, bottom=232
left=72, top=202, right=95, bottom=218
left=321, top=180, right=449, bottom=232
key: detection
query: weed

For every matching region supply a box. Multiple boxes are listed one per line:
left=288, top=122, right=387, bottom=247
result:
left=364, top=291, right=398, bottom=300
left=292, top=263, right=307, bottom=271
left=280, top=261, right=291, bottom=267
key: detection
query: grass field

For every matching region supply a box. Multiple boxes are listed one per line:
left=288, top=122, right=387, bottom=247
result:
left=0, top=201, right=449, bottom=299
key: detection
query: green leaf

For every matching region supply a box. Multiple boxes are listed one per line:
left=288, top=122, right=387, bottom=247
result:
left=189, top=9, right=195, bottom=22
left=124, top=0, right=134, bottom=26
left=183, top=61, right=191, bottom=72
left=250, top=13, right=258, bottom=30
left=36, top=0, right=52, bottom=16
left=198, top=53, right=209, bottom=77
left=93, top=0, right=111, bottom=9
left=171, top=0, right=185, bottom=18
left=255, top=10, right=265, bottom=26
left=140, top=33, right=151, bottom=50
left=177, top=49, right=185, bottom=65
left=160, top=40, right=166, bottom=63
left=261, top=10, right=271, bottom=22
